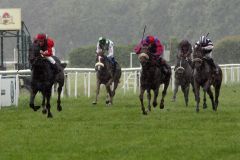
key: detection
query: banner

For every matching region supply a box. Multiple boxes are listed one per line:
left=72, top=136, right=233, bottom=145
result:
left=0, top=8, right=21, bottom=30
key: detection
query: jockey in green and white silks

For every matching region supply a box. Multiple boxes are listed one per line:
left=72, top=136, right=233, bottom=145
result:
left=96, top=37, right=115, bottom=65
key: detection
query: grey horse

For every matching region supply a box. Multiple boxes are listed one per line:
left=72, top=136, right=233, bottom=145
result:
left=172, top=57, right=194, bottom=106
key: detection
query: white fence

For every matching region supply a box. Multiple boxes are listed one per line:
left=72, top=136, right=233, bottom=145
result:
left=0, top=64, right=239, bottom=99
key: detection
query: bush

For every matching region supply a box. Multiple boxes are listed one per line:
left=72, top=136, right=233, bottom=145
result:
left=214, top=36, right=240, bottom=64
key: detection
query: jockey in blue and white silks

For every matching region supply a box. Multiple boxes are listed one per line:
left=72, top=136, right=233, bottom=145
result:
left=194, top=35, right=218, bottom=73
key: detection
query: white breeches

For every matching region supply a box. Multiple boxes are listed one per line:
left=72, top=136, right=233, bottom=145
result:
left=46, top=56, right=56, bottom=64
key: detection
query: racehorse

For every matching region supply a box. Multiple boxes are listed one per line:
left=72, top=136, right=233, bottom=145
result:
left=172, top=56, right=194, bottom=106
left=93, top=51, right=121, bottom=105
left=192, top=44, right=222, bottom=112
left=29, top=44, right=66, bottom=118
left=138, top=46, right=171, bottom=115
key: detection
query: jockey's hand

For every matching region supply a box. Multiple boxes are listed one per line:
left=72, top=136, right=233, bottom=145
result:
left=40, top=50, right=48, bottom=57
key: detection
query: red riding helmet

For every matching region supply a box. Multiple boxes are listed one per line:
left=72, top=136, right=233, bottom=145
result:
left=36, top=33, right=47, bottom=41
left=146, top=35, right=155, bottom=44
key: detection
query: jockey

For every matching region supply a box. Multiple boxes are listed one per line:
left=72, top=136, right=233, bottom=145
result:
left=35, top=33, right=61, bottom=73
left=96, top=37, right=116, bottom=72
left=177, top=39, right=193, bottom=67
left=178, top=39, right=192, bottom=59
left=134, top=35, right=169, bottom=74
left=195, top=35, right=219, bottom=74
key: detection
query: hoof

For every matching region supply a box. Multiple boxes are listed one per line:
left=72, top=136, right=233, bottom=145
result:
left=57, top=106, right=62, bottom=112
left=31, top=106, right=40, bottom=111
left=148, top=107, right=151, bottom=112
left=196, top=108, right=199, bottom=113
left=142, top=111, right=148, bottom=115
left=203, top=103, right=207, bottom=109
left=171, top=98, right=176, bottom=102
left=42, top=109, right=47, bottom=114
left=92, top=101, right=97, bottom=105
left=47, top=113, right=53, bottom=118
left=106, top=102, right=112, bottom=106
left=153, top=102, right=157, bottom=108
left=160, top=103, right=164, bottom=109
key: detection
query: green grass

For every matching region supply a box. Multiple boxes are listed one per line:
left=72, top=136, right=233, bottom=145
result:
left=0, top=84, right=240, bottom=160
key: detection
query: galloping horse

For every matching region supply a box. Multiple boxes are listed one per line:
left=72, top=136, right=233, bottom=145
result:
left=93, top=51, right=121, bottom=105
left=193, top=45, right=222, bottom=112
left=138, top=46, right=171, bottom=115
left=29, top=44, right=66, bottom=118
left=172, top=57, right=193, bottom=106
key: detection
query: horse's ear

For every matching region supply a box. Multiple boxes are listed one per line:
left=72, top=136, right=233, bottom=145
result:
left=61, top=63, right=67, bottom=68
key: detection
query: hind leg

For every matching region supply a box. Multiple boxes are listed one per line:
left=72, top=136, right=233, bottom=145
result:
left=160, top=81, right=170, bottom=109
left=41, top=93, right=47, bottom=114
left=153, top=88, right=159, bottom=108
left=29, top=88, right=40, bottom=111
left=139, top=87, right=147, bottom=115
left=194, top=81, right=200, bottom=112
left=57, top=83, right=63, bottom=111
left=93, top=81, right=100, bottom=105
left=214, top=82, right=222, bottom=110
left=203, top=91, right=207, bottom=109
left=105, top=85, right=113, bottom=106
left=172, top=82, right=179, bottom=102
left=182, top=85, right=190, bottom=107
left=206, top=87, right=215, bottom=111
left=45, top=91, right=53, bottom=118
left=147, top=89, right=151, bottom=112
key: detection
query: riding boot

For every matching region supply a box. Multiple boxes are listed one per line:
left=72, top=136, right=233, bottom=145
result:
left=158, top=58, right=169, bottom=75
left=108, top=56, right=116, bottom=76
left=205, top=57, right=219, bottom=74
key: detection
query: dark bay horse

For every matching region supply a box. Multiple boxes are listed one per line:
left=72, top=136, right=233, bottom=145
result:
left=29, top=45, right=66, bottom=118
left=172, top=57, right=193, bottom=106
left=138, top=46, right=171, bottom=115
left=193, top=45, right=222, bottom=112
left=92, top=52, right=121, bottom=105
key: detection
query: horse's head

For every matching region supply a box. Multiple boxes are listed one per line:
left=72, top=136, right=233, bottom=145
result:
left=95, top=54, right=105, bottom=71
left=31, top=56, right=51, bottom=79
left=137, top=45, right=153, bottom=67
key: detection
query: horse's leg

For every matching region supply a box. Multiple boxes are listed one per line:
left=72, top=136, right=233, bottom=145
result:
left=182, top=85, right=190, bottom=107
left=41, top=93, right=47, bottom=114
left=172, top=82, right=179, bottom=102
left=29, top=88, right=40, bottom=111
left=92, top=80, right=100, bottom=105
left=203, top=91, right=207, bottom=109
left=147, top=89, right=151, bottom=112
left=194, top=81, right=200, bottom=112
left=46, top=90, right=53, bottom=118
left=214, top=82, right=221, bottom=110
left=206, top=87, right=215, bottom=111
left=153, top=88, right=159, bottom=108
left=160, top=82, right=169, bottom=109
left=139, top=87, right=147, bottom=115
left=57, top=82, right=63, bottom=111
left=105, top=84, right=113, bottom=105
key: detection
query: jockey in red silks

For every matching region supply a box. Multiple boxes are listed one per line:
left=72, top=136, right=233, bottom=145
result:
left=35, top=33, right=61, bottom=73
left=134, top=35, right=169, bottom=74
